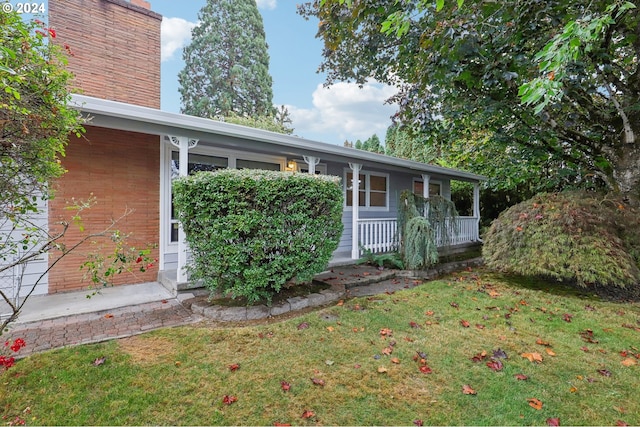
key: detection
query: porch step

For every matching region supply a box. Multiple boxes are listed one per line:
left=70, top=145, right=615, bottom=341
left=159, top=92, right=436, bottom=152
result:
left=313, top=265, right=397, bottom=289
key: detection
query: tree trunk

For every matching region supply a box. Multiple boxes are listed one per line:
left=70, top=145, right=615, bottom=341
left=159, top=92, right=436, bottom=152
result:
left=613, top=143, right=640, bottom=206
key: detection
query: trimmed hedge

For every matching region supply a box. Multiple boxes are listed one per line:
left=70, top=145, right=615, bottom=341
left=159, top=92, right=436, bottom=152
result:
left=172, top=169, right=343, bottom=304
left=483, top=191, right=640, bottom=297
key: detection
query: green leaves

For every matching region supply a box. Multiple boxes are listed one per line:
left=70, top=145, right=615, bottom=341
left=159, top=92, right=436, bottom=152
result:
left=173, top=169, right=343, bottom=304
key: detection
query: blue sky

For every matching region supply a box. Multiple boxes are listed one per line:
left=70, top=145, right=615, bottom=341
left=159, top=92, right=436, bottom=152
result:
left=21, top=0, right=398, bottom=145
left=154, top=0, right=398, bottom=145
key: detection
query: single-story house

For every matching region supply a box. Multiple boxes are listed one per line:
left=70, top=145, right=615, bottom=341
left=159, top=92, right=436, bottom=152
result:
left=0, top=0, right=485, bottom=308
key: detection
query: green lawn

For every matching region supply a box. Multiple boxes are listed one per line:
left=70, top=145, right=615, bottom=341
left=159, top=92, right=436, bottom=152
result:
left=2, top=267, right=639, bottom=425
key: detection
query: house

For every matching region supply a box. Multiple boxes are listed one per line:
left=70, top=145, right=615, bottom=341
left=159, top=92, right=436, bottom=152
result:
left=1, top=0, right=485, bottom=303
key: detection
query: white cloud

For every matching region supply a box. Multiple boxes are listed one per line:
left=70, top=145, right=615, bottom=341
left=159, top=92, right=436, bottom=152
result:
left=288, top=80, right=398, bottom=144
left=161, top=17, right=198, bottom=62
left=256, top=0, right=277, bottom=10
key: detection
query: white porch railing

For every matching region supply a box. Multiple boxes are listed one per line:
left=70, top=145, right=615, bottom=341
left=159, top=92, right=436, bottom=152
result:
left=358, top=218, right=398, bottom=254
left=358, top=216, right=479, bottom=256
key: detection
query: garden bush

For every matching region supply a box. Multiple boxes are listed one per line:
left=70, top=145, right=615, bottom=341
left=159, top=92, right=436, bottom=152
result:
left=483, top=191, right=640, bottom=298
left=172, top=169, right=343, bottom=304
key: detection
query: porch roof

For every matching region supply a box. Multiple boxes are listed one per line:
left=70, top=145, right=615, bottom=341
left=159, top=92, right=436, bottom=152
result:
left=70, top=94, right=487, bottom=183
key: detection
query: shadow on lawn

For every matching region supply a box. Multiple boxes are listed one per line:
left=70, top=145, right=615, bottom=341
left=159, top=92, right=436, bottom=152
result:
left=488, top=270, right=639, bottom=303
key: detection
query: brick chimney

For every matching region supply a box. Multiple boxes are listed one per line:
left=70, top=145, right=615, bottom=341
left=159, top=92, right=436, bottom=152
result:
left=49, top=0, right=162, bottom=109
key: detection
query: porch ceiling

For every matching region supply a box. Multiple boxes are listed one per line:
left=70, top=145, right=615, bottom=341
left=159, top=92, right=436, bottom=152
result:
left=71, top=94, right=487, bottom=183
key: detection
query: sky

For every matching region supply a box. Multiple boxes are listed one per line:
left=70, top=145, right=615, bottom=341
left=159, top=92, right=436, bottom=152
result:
left=10, top=0, right=399, bottom=145
left=153, top=0, right=398, bottom=145
left=7, top=0, right=398, bottom=145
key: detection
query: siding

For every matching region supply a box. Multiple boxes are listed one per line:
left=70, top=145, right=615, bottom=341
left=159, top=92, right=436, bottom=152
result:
left=0, top=198, right=49, bottom=306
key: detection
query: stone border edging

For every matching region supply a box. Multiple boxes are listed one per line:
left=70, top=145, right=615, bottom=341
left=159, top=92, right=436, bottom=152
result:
left=189, top=257, right=485, bottom=322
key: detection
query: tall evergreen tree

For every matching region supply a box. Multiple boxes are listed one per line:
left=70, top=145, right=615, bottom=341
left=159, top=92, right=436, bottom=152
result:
left=179, top=0, right=274, bottom=118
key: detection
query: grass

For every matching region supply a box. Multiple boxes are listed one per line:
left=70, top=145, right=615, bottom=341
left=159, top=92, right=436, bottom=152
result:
left=2, top=267, right=640, bottom=425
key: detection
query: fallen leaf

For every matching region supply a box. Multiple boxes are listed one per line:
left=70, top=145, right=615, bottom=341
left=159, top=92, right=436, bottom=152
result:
left=336, top=300, right=344, bottom=306
left=404, top=336, right=415, bottom=342
left=301, top=410, right=315, bottom=419
left=413, top=420, right=424, bottom=426
left=311, top=377, right=325, bottom=386
left=597, top=369, right=612, bottom=377
left=527, top=398, right=543, bottom=410
left=584, top=304, right=596, bottom=311
left=325, top=360, right=334, bottom=366
left=450, top=302, right=459, bottom=309
left=104, top=314, right=114, bottom=319
left=228, top=363, right=240, bottom=371
left=580, top=329, right=599, bottom=343
left=326, top=326, right=335, bottom=332
left=563, top=313, right=573, bottom=323
left=377, top=366, right=388, bottom=373
left=391, top=357, right=400, bottom=364
left=174, top=361, right=181, bottom=367
left=462, top=384, right=477, bottom=395
left=382, top=347, right=393, bottom=355
left=514, top=373, right=528, bottom=381
left=419, top=365, right=432, bottom=374
left=569, top=386, right=578, bottom=393
left=91, top=357, right=106, bottom=367
left=545, top=348, right=557, bottom=357
left=274, top=423, right=291, bottom=426
left=280, top=381, right=291, bottom=391
left=493, top=348, right=508, bottom=359
left=536, top=338, right=551, bottom=346
left=380, top=328, right=393, bottom=337
left=486, top=359, right=504, bottom=371
left=409, top=321, right=421, bottom=328
left=425, top=310, right=434, bottom=316
left=222, top=395, right=237, bottom=405
left=297, top=322, right=309, bottom=330
left=470, top=351, right=487, bottom=363
left=546, top=417, right=560, bottom=426
left=615, top=420, right=629, bottom=426
left=416, top=351, right=428, bottom=359
left=621, top=358, right=637, bottom=367
left=580, top=346, right=590, bottom=352
left=521, top=352, right=543, bottom=363
left=475, top=323, right=485, bottom=330
left=460, top=319, right=470, bottom=328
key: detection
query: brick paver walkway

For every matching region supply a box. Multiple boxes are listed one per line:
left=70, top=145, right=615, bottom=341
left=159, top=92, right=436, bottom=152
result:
left=4, top=299, right=202, bottom=357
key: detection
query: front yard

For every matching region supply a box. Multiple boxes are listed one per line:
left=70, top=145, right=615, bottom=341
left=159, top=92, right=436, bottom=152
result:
left=2, top=267, right=639, bottom=425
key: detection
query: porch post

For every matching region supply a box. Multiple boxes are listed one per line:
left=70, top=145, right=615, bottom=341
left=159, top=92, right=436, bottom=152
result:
left=303, top=155, right=320, bottom=174
left=349, top=162, right=362, bottom=259
left=473, top=182, right=481, bottom=241
left=169, top=135, right=199, bottom=284
left=421, top=174, right=430, bottom=199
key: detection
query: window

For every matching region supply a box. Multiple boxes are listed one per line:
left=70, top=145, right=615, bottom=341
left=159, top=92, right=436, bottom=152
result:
left=413, top=179, right=441, bottom=197
left=296, top=162, right=327, bottom=174
left=236, top=159, right=281, bottom=171
left=170, top=152, right=228, bottom=242
left=345, top=170, right=388, bottom=209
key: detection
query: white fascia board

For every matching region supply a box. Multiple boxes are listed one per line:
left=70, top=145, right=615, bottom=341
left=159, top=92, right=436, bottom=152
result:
left=69, top=94, right=487, bottom=183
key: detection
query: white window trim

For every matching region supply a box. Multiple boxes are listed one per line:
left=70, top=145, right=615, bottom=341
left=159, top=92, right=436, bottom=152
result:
left=412, top=177, right=442, bottom=196
left=163, top=143, right=286, bottom=250
left=343, top=168, right=390, bottom=212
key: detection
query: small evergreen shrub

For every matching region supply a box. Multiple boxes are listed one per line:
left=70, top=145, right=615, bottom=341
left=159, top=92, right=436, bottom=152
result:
left=483, top=191, right=640, bottom=296
left=173, top=169, right=343, bottom=304
left=398, top=190, right=458, bottom=270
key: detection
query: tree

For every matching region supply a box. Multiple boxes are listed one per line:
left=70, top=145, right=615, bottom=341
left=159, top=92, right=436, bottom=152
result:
left=298, top=0, right=640, bottom=205
left=179, top=0, right=274, bottom=119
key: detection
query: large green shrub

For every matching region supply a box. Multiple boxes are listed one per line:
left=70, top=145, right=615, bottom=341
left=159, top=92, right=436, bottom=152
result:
left=172, top=169, right=343, bottom=304
left=483, top=191, right=640, bottom=296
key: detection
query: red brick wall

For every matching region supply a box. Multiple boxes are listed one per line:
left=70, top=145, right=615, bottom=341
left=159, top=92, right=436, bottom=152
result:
left=49, top=0, right=162, bottom=109
left=48, top=127, right=160, bottom=293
